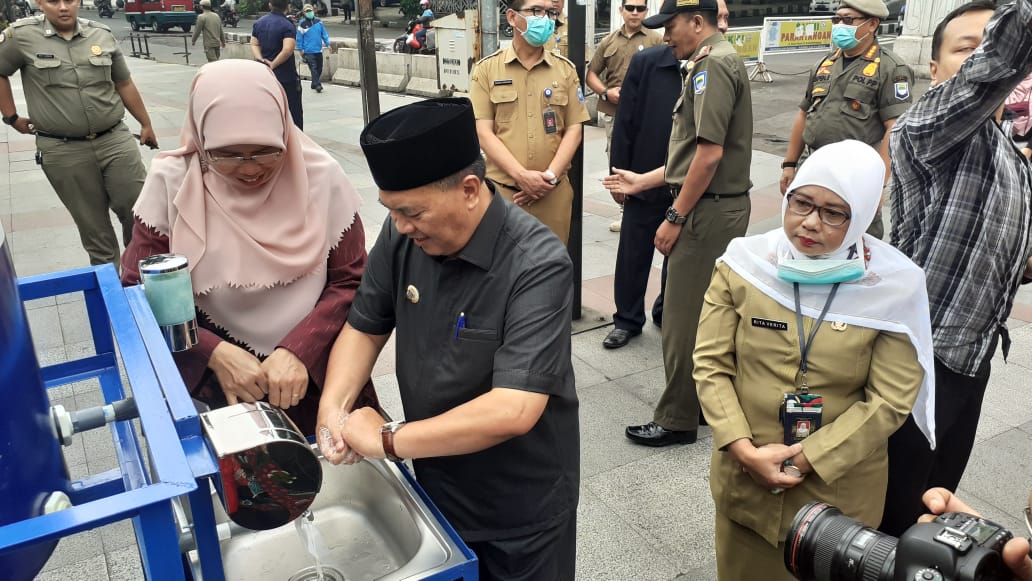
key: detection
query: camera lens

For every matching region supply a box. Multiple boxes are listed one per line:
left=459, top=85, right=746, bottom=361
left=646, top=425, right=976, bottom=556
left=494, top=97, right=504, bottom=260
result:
left=785, top=502, right=898, bottom=581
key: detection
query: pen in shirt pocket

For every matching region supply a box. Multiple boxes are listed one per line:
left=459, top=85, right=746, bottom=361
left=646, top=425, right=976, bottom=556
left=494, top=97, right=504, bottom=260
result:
left=454, top=312, right=466, bottom=339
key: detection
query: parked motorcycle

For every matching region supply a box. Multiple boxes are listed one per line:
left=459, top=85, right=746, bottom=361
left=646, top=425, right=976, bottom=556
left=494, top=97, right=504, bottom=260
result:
left=499, top=0, right=513, bottom=38
left=95, top=0, right=115, bottom=18
left=219, top=4, right=239, bottom=27
left=392, top=16, right=435, bottom=54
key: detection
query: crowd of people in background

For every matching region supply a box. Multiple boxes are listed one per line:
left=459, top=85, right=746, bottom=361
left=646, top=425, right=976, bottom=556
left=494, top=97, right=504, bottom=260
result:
left=3, top=0, right=1032, bottom=579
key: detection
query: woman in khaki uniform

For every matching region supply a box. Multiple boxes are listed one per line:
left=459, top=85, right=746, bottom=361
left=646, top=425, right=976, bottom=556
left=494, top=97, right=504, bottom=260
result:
left=694, top=140, right=937, bottom=580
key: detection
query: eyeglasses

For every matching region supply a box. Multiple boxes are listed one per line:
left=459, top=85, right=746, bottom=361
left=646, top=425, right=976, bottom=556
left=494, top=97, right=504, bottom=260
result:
left=830, top=15, right=869, bottom=25
left=786, top=194, right=851, bottom=227
left=516, top=7, right=560, bottom=20
left=206, top=150, right=283, bottom=169
left=622, top=4, right=648, bottom=12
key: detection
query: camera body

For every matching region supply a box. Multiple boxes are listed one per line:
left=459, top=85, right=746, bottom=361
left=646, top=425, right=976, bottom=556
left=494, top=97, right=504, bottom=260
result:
left=785, top=502, right=1014, bottom=581
left=894, top=511, right=1012, bottom=581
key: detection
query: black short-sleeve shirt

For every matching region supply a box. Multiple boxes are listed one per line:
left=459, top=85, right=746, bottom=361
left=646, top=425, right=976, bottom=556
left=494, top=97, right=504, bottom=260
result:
left=349, top=190, right=580, bottom=542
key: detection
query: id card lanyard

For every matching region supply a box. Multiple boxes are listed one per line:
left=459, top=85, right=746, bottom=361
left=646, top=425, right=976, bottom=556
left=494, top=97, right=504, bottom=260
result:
left=793, top=282, right=841, bottom=394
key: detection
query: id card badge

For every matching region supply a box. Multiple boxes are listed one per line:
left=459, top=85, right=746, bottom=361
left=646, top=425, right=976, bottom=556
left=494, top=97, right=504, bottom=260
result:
left=543, top=88, right=558, bottom=134
left=779, top=393, right=824, bottom=445
left=543, top=107, right=558, bottom=134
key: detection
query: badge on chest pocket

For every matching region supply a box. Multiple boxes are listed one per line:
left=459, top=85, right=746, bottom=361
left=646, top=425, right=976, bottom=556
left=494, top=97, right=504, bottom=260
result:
left=543, top=88, right=558, bottom=134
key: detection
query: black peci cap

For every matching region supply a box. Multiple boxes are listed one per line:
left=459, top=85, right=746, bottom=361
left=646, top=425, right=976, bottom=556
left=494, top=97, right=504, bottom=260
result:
left=643, top=0, right=719, bottom=28
left=360, top=97, right=481, bottom=192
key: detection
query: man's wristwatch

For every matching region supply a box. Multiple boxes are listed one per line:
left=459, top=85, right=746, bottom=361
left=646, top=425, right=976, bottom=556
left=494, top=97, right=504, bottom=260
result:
left=599, top=88, right=608, bottom=102
left=2, top=113, right=18, bottom=126
left=665, top=206, right=688, bottom=225
left=380, top=420, right=407, bottom=462
left=781, top=160, right=798, bottom=169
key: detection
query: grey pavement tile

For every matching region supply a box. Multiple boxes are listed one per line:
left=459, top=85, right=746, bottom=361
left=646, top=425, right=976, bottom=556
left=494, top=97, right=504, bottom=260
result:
left=37, top=345, right=68, bottom=367
left=67, top=460, right=90, bottom=481
left=577, top=380, right=671, bottom=478
left=58, top=299, right=93, bottom=345
left=612, top=364, right=669, bottom=411
left=12, top=244, right=91, bottom=277
left=76, top=386, right=108, bottom=409
left=73, top=377, right=103, bottom=396
left=62, top=434, right=87, bottom=468
left=67, top=340, right=98, bottom=359
left=57, top=290, right=86, bottom=304
left=571, top=354, right=608, bottom=389
left=38, top=529, right=105, bottom=572
left=580, top=241, right=620, bottom=280
left=974, top=410, right=1013, bottom=444
left=82, top=426, right=119, bottom=461
left=980, top=362, right=1032, bottom=428
left=371, top=372, right=404, bottom=422
left=584, top=441, right=717, bottom=572
left=958, top=428, right=1032, bottom=529
left=105, top=546, right=144, bottom=581
left=99, top=519, right=138, bottom=553
left=572, top=326, right=664, bottom=382
left=576, top=486, right=688, bottom=581
left=26, top=304, right=64, bottom=349
left=36, top=554, right=108, bottom=581
left=87, top=452, right=122, bottom=475
left=24, top=296, right=58, bottom=309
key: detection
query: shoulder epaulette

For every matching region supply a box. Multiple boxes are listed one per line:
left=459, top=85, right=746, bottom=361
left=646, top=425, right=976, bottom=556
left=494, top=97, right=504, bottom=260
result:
left=85, top=19, right=112, bottom=32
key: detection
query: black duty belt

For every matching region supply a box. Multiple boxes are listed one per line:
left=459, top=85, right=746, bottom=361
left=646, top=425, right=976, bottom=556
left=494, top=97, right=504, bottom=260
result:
left=35, top=124, right=119, bottom=142
left=669, top=184, right=749, bottom=201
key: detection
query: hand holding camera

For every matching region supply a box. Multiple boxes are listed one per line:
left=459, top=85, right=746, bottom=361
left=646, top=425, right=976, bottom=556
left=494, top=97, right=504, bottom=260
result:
left=920, top=488, right=1032, bottom=581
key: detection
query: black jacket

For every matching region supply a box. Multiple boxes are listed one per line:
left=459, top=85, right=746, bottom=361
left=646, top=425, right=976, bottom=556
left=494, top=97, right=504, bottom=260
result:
left=608, top=45, right=682, bottom=205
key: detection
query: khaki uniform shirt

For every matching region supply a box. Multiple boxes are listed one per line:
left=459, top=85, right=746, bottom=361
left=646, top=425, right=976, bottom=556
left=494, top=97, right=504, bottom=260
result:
left=665, top=33, right=753, bottom=195
left=588, top=26, right=661, bottom=116
left=0, top=17, right=129, bottom=137
left=800, top=44, right=914, bottom=150
left=470, top=46, right=590, bottom=187
left=544, top=15, right=568, bottom=59
left=193, top=11, right=225, bottom=49
left=695, top=263, right=923, bottom=547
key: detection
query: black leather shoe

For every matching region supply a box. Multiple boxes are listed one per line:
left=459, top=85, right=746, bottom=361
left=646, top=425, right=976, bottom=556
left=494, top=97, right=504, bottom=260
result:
left=625, top=422, right=697, bottom=447
left=603, top=328, right=639, bottom=349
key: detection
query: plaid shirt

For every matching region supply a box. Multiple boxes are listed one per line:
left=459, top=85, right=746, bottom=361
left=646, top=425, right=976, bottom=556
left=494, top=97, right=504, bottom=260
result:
left=890, top=0, right=1032, bottom=376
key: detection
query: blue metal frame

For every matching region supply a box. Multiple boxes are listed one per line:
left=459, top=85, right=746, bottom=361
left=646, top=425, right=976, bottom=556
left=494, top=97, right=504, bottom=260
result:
left=6, top=264, right=476, bottom=581
left=2, top=265, right=197, bottom=579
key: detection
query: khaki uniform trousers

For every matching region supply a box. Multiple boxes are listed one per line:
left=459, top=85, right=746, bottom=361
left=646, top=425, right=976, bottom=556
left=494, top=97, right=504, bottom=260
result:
left=716, top=511, right=795, bottom=581
left=655, top=193, right=750, bottom=430
left=204, top=46, right=221, bottom=63
left=37, top=123, right=146, bottom=267
left=497, top=178, right=574, bottom=245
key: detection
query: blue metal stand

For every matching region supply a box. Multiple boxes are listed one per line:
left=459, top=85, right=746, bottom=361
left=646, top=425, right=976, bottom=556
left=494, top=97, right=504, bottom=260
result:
left=2, top=265, right=198, bottom=580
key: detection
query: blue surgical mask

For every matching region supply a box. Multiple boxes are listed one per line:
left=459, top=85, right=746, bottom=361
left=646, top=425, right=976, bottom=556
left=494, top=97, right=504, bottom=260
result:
left=305, top=10, right=314, bottom=18
left=777, top=257, right=865, bottom=284
left=519, top=14, right=555, bottom=47
left=831, top=23, right=860, bottom=50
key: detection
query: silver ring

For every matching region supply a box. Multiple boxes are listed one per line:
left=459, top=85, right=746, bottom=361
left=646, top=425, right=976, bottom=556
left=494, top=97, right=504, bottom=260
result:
left=770, top=488, right=784, bottom=495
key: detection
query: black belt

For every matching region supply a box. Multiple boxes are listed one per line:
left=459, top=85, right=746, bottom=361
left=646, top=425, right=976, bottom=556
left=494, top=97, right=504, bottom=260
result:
left=35, top=124, right=119, bottom=142
left=669, top=184, right=749, bottom=201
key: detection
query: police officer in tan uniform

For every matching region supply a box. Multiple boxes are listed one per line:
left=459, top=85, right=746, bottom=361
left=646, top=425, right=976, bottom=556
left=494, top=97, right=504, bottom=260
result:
left=587, top=0, right=661, bottom=153
left=193, top=0, right=226, bottom=63
left=623, top=0, right=753, bottom=447
left=780, top=0, right=913, bottom=239
left=471, top=0, right=590, bottom=244
left=0, top=0, right=157, bottom=268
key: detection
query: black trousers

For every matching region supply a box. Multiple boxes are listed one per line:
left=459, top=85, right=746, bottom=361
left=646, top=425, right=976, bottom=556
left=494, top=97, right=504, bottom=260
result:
left=879, top=352, right=993, bottom=536
left=613, top=193, right=669, bottom=332
left=281, top=79, right=304, bottom=130
left=466, top=514, right=576, bottom=581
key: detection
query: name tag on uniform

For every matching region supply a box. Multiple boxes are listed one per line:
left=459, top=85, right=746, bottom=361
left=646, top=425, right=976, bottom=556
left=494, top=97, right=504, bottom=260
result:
left=751, top=317, right=788, bottom=331
left=35, top=53, right=56, bottom=59
left=493, top=79, right=513, bottom=85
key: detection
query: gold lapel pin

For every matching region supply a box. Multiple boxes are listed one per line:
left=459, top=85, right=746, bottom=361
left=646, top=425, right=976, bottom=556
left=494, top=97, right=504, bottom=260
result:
left=406, top=284, right=420, bottom=304
left=830, top=321, right=847, bottom=332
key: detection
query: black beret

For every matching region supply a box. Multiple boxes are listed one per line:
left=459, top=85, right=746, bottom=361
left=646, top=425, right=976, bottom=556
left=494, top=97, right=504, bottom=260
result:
left=360, top=97, right=481, bottom=192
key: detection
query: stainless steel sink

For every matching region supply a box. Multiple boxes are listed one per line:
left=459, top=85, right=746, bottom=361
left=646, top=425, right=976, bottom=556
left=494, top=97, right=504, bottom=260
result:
left=183, top=452, right=475, bottom=581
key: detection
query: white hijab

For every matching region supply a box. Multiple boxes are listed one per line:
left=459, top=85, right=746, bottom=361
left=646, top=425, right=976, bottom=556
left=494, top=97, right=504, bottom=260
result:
left=720, top=140, right=936, bottom=448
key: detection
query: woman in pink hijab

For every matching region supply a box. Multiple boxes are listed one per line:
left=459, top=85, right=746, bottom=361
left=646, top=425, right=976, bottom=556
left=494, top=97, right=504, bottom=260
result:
left=122, top=60, right=378, bottom=435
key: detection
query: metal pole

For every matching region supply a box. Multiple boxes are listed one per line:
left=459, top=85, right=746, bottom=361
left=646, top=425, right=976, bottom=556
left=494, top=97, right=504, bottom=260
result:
left=356, top=0, right=380, bottom=123
left=568, top=0, right=585, bottom=319
left=480, top=0, right=498, bottom=57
